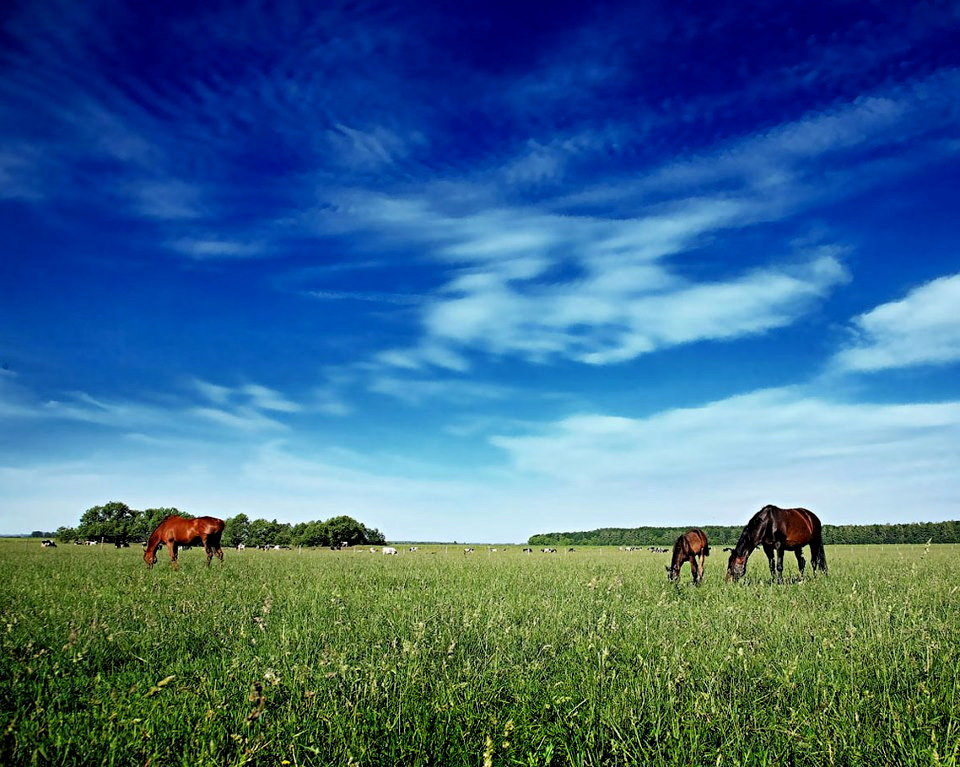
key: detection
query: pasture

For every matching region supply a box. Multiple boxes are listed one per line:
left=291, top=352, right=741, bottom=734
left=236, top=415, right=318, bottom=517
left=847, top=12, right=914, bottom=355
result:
left=1, top=540, right=958, bottom=766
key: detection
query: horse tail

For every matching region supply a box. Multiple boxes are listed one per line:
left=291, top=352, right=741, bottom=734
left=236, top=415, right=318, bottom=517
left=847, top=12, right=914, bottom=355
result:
left=810, top=531, right=827, bottom=573
left=703, top=545, right=711, bottom=557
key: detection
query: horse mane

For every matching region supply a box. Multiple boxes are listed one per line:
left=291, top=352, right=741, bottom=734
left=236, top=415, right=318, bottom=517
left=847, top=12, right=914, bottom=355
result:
left=670, top=535, right=687, bottom=567
left=732, top=507, right=773, bottom=558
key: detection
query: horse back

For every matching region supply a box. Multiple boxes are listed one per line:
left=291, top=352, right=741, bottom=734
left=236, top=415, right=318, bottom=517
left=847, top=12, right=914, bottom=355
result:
left=194, top=516, right=225, bottom=535
left=768, top=506, right=820, bottom=548
left=680, top=528, right=709, bottom=556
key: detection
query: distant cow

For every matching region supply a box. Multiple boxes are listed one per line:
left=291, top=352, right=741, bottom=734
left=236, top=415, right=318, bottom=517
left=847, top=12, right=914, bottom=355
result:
left=237, top=543, right=246, bottom=550
left=464, top=547, right=475, bottom=554
left=382, top=546, right=398, bottom=555
left=567, top=548, right=575, bottom=552
left=408, top=546, right=419, bottom=552
left=522, top=547, right=533, bottom=554
left=41, top=539, right=56, bottom=548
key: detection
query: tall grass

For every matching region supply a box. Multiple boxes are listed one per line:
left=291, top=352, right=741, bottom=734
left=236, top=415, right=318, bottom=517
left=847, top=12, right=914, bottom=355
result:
left=1, top=540, right=957, bottom=766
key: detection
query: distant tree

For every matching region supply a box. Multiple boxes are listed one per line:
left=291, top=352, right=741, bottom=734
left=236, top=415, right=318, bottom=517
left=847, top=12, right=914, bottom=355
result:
left=266, top=519, right=292, bottom=546
left=529, top=521, right=960, bottom=546
left=30, top=530, right=56, bottom=538
left=363, top=525, right=386, bottom=545
left=326, top=515, right=371, bottom=547
left=292, top=520, right=329, bottom=547
left=56, top=526, right=78, bottom=543
left=76, top=502, right=142, bottom=545
left=246, top=518, right=272, bottom=548
left=223, top=513, right=251, bottom=547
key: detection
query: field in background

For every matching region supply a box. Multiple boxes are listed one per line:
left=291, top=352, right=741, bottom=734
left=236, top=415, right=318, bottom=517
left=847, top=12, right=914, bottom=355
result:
left=1, top=540, right=958, bottom=766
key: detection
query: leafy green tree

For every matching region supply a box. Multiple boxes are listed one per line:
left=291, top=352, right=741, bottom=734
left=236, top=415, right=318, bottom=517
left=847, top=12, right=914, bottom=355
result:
left=223, top=514, right=251, bottom=547
left=326, top=515, right=370, bottom=547
left=76, top=502, right=142, bottom=545
left=56, top=526, right=78, bottom=543
left=246, top=518, right=271, bottom=547
left=266, top=519, right=292, bottom=546
left=292, top=520, right=329, bottom=547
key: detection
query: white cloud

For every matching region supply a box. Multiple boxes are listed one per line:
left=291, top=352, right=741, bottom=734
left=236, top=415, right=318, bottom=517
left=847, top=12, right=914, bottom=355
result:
left=4, top=379, right=304, bottom=434
left=834, top=272, right=960, bottom=372
left=422, top=250, right=848, bottom=366
left=490, top=387, right=960, bottom=526
left=367, top=374, right=511, bottom=406
left=6, top=386, right=957, bottom=539
left=188, top=406, right=289, bottom=432
left=241, top=384, right=302, bottom=413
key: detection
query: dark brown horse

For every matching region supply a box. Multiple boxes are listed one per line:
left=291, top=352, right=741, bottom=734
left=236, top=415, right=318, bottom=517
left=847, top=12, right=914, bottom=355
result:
left=666, top=528, right=710, bottom=584
left=726, top=505, right=826, bottom=582
left=144, top=515, right=225, bottom=569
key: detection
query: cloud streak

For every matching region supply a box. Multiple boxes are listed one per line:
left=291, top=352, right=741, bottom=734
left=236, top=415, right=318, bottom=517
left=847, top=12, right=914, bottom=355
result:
left=834, top=273, right=960, bottom=372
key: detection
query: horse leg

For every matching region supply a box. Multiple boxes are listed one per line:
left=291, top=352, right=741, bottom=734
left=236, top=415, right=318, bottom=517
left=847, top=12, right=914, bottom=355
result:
left=775, top=549, right=784, bottom=583
left=202, top=534, right=213, bottom=567
left=795, top=548, right=806, bottom=578
left=169, top=541, right=179, bottom=570
left=763, top=543, right=775, bottom=580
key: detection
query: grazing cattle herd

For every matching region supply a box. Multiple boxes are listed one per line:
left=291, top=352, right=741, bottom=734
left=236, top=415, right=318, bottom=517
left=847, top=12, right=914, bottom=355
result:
left=47, top=505, right=828, bottom=584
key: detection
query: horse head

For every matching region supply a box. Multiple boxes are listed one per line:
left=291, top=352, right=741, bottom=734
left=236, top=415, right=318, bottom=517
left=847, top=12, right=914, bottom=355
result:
left=143, top=547, right=157, bottom=568
left=726, top=551, right=747, bottom=582
left=665, top=564, right=679, bottom=582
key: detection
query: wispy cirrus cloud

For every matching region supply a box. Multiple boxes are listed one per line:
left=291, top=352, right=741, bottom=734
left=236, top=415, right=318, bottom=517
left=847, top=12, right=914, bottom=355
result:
left=282, top=63, right=956, bottom=379
left=367, top=374, right=512, bottom=406
left=1, top=378, right=306, bottom=435
left=329, top=180, right=848, bottom=370
left=421, top=251, right=848, bottom=366
left=833, top=273, right=960, bottom=373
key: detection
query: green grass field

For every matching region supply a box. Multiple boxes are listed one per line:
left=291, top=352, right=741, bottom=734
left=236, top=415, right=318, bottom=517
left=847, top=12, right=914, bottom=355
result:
left=1, top=539, right=958, bottom=766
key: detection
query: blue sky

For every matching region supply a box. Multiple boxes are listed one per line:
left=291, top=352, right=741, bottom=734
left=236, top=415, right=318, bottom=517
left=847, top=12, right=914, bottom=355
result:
left=2, top=0, right=960, bottom=541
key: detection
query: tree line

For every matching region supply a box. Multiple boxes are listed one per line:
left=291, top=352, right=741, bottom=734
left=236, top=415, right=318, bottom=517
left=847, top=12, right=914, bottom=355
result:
left=55, top=501, right=387, bottom=548
left=528, top=520, right=960, bottom=547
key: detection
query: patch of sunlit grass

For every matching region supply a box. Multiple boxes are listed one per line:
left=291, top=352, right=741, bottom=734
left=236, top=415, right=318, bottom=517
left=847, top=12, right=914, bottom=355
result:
left=0, top=540, right=957, bottom=765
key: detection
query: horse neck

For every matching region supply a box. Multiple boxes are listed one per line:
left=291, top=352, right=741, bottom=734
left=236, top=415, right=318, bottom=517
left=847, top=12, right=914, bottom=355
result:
left=145, top=529, right=164, bottom=556
left=670, top=539, right=685, bottom=570
left=732, top=522, right=759, bottom=559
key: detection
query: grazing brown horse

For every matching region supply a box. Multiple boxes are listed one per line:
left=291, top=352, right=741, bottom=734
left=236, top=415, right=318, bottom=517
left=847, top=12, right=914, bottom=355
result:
left=726, top=505, right=826, bottom=582
left=666, top=528, right=710, bottom=584
left=144, top=515, right=225, bottom=569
